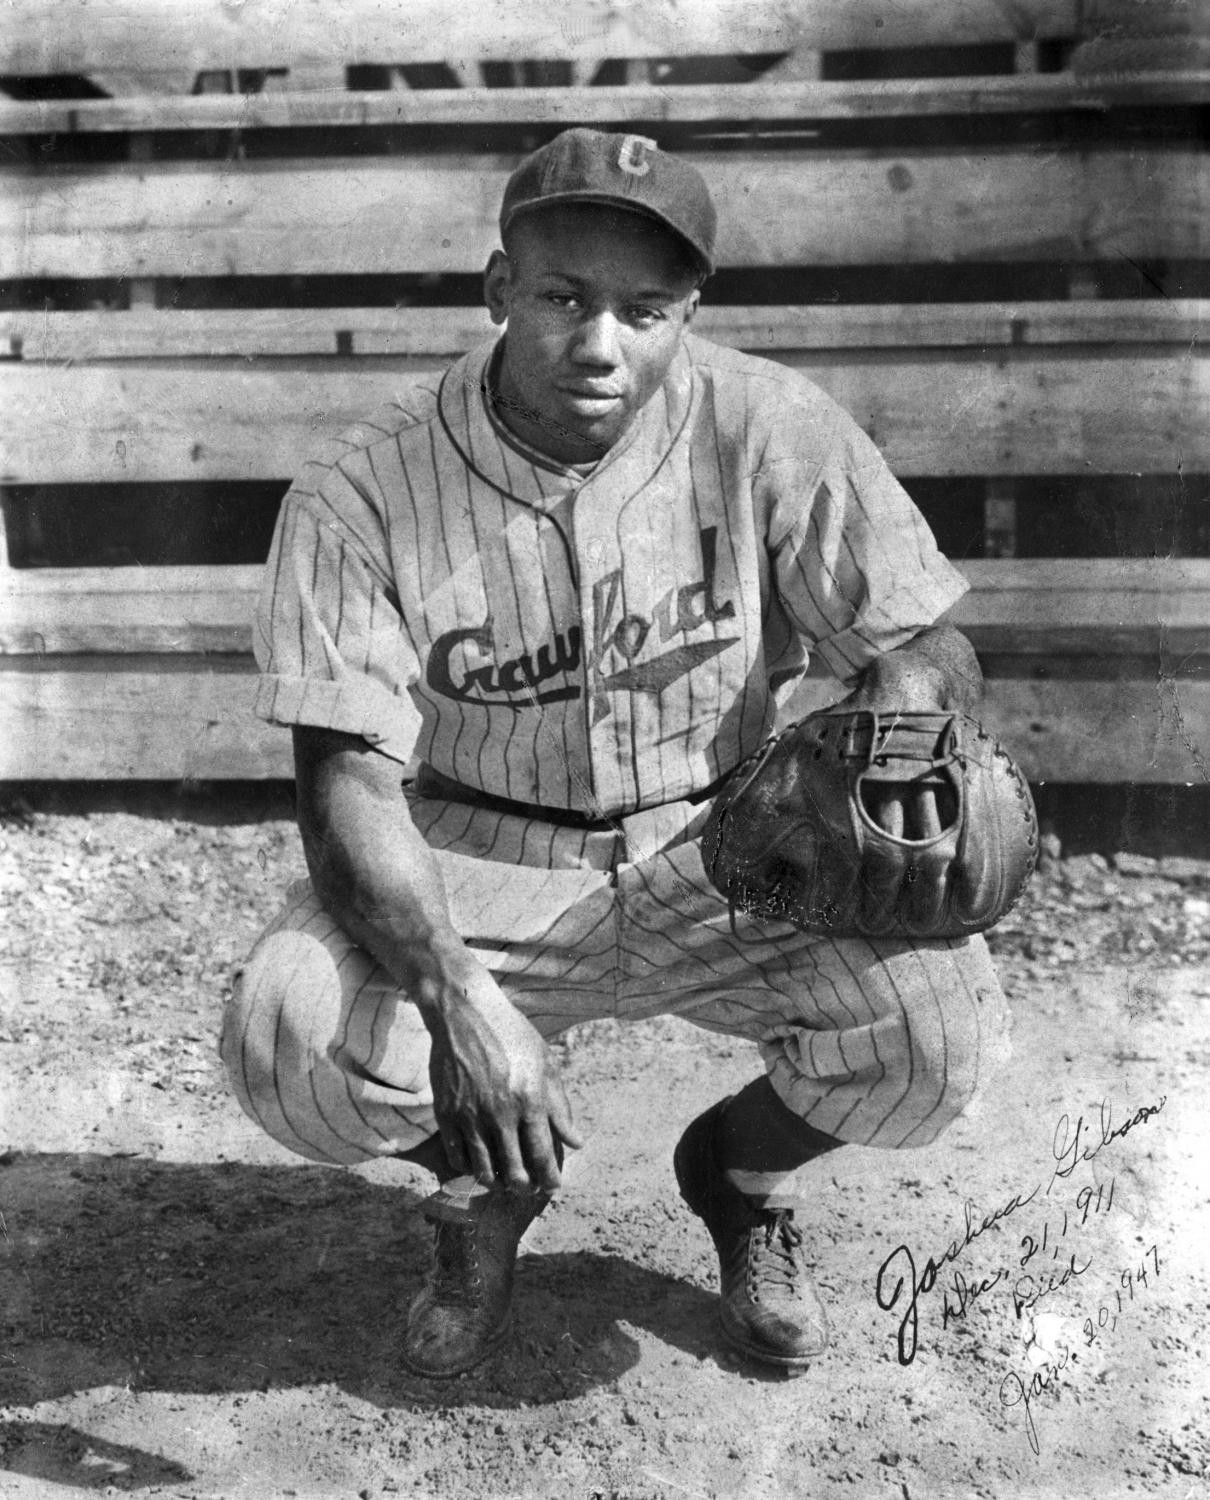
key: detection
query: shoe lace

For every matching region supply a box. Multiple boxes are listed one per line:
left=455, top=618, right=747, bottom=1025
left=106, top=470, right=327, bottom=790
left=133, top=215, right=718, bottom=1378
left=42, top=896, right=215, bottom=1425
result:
left=430, top=1218, right=484, bottom=1308
left=749, top=1210, right=806, bottom=1299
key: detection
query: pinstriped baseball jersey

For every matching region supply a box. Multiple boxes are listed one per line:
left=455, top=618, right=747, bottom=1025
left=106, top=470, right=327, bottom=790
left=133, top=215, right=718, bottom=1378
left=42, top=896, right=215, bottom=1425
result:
left=254, top=333, right=966, bottom=818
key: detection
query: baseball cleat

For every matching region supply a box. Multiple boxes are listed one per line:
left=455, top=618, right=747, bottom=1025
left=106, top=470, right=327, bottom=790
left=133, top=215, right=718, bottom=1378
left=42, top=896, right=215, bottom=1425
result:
left=402, top=1175, right=549, bottom=1378
left=674, top=1101, right=830, bottom=1369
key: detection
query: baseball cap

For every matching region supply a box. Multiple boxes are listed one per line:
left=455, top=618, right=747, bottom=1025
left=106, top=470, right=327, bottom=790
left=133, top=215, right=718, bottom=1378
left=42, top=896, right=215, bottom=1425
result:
left=499, top=127, right=717, bottom=278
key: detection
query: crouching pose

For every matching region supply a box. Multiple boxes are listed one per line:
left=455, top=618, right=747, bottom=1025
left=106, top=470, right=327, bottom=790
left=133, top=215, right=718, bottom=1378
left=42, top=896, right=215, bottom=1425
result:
left=222, top=129, right=1008, bottom=1377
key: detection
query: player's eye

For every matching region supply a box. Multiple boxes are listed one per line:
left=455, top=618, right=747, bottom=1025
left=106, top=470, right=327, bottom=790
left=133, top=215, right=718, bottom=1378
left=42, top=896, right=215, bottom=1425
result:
left=628, top=305, right=664, bottom=326
left=545, top=292, right=581, bottom=310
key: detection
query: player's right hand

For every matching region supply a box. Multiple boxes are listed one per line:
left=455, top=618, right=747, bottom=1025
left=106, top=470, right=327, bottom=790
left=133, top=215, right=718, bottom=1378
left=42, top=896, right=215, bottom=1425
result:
left=423, top=962, right=583, bottom=1193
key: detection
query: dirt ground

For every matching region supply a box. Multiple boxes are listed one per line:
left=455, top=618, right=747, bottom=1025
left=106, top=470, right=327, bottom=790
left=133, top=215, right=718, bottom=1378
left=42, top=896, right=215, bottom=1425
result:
left=1, top=788, right=1208, bottom=1500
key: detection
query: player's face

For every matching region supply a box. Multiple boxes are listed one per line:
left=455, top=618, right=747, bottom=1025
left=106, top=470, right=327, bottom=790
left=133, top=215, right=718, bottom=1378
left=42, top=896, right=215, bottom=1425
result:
left=485, top=205, right=701, bottom=464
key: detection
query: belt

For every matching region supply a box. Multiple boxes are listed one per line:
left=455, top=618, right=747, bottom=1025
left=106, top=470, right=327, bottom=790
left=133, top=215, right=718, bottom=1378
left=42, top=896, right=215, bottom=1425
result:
left=413, top=762, right=731, bottom=831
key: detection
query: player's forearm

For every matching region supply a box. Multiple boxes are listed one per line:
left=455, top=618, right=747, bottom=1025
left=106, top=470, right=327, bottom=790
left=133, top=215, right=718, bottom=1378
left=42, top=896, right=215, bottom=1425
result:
left=292, top=728, right=480, bottom=1013
left=847, top=623, right=983, bottom=714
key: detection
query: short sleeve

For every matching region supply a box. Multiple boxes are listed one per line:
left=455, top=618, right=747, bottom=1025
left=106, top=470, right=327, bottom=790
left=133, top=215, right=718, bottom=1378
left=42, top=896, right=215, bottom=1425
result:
left=252, top=459, right=424, bottom=766
left=763, top=412, right=968, bottom=685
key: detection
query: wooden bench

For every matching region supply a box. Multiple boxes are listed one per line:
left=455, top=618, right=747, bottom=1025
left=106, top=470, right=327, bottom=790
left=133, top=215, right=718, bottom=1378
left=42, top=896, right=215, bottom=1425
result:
left=0, top=0, right=1087, bottom=96
left=6, top=0, right=1206, bottom=95
left=1, top=21, right=1206, bottom=784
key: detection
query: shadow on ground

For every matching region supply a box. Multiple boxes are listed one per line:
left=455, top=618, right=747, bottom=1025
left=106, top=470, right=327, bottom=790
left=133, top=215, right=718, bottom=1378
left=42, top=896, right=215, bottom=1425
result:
left=0, top=1152, right=726, bottom=1419
left=0, top=1422, right=193, bottom=1491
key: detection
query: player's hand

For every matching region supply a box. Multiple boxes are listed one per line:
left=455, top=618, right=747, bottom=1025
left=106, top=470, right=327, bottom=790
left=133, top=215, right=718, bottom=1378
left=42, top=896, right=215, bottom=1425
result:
left=834, top=645, right=955, bottom=841
left=424, top=962, right=583, bottom=1193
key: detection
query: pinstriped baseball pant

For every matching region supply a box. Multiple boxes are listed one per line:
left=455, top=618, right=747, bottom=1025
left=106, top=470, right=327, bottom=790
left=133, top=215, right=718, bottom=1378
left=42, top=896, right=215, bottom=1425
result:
left=221, top=792, right=1010, bottom=1166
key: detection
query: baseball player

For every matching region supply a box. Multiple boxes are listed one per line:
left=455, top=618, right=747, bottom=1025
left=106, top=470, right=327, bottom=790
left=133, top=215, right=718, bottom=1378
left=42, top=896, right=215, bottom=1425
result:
left=222, top=128, right=1008, bottom=1378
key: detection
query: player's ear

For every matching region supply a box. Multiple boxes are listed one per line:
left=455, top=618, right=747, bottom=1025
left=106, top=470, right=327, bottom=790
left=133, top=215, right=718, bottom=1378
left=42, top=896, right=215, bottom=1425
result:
left=484, top=250, right=513, bottom=326
left=682, top=287, right=701, bottom=327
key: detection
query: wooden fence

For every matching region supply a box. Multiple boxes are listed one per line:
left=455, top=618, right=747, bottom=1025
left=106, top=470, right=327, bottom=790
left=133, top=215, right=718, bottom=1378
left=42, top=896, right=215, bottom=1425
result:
left=1, top=3, right=1207, bottom=782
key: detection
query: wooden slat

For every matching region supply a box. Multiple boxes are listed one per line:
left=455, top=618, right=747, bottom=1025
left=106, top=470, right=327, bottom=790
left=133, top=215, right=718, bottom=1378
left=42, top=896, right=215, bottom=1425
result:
left=4, top=147, right=1204, bottom=280
left=0, top=0, right=1081, bottom=81
left=3, top=350, right=1203, bottom=483
left=951, top=559, right=1210, bottom=655
left=2, top=656, right=1203, bottom=782
left=3, top=560, right=1207, bottom=658
left=974, top=678, right=1210, bottom=785
left=0, top=657, right=291, bottom=780
left=0, top=566, right=263, bottom=654
left=7, top=301, right=1202, bottom=362
left=5, top=72, right=1209, bottom=136
left=1, top=308, right=495, bottom=361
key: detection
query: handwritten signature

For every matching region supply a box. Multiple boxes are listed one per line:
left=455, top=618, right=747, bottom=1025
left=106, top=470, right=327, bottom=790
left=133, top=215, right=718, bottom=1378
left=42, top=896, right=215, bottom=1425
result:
left=876, top=1188, right=1037, bottom=1365
left=1048, top=1096, right=1167, bottom=1193
left=874, top=1094, right=1165, bottom=1366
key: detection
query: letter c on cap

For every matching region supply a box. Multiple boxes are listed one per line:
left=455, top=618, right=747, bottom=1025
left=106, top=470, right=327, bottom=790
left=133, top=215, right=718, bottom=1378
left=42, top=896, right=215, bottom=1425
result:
left=617, top=134, right=657, bottom=177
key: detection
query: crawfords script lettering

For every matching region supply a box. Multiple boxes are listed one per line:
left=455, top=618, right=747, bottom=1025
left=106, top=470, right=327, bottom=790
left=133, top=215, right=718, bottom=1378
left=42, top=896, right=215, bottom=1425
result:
left=426, top=526, right=737, bottom=717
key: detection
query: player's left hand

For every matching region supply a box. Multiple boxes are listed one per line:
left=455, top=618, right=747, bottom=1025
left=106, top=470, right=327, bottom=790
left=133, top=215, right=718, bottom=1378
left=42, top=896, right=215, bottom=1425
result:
left=836, top=654, right=952, bottom=840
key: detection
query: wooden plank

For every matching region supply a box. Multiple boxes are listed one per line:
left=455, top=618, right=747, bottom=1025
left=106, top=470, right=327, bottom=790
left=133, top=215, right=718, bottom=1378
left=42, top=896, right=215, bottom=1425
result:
left=1079, top=0, right=1210, bottom=38
left=0, top=565, right=263, bottom=654
left=2, top=656, right=1204, bottom=782
left=4, top=147, right=1204, bottom=279
left=6, top=301, right=1203, bottom=363
left=979, top=678, right=1210, bottom=785
left=0, top=656, right=292, bottom=780
left=4, top=72, right=1208, bottom=136
left=2, top=307, right=496, bottom=362
left=952, top=559, right=1210, bottom=655
left=2, top=350, right=1203, bottom=483
left=3, top=560, right=1207, bottom=658
left=0, top=0, right=1081, bottom=82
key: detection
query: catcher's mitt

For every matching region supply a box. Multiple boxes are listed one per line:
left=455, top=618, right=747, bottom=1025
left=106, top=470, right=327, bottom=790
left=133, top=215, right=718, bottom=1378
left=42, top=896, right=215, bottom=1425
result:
left=701, top=709, right=1038, bottom=940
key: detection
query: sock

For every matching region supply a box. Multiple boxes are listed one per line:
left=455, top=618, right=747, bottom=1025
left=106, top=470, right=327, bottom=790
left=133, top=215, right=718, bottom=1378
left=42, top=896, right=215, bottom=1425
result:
left=716, top=1076, right=843, bottom=1206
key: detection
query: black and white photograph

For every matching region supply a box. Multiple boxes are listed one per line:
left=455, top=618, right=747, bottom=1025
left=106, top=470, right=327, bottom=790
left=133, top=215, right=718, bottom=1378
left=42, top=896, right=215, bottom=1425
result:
left=0, top=2, right=1207, bottom=1496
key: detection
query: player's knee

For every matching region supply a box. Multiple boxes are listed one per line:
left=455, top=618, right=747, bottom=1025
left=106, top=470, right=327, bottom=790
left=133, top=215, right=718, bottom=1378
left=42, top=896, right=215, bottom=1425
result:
left=916, top=1025, right=979, bottom=1120
left=220, top=928, right=343, bottom=1114
left=898, top=990, right=992, bottom=1139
